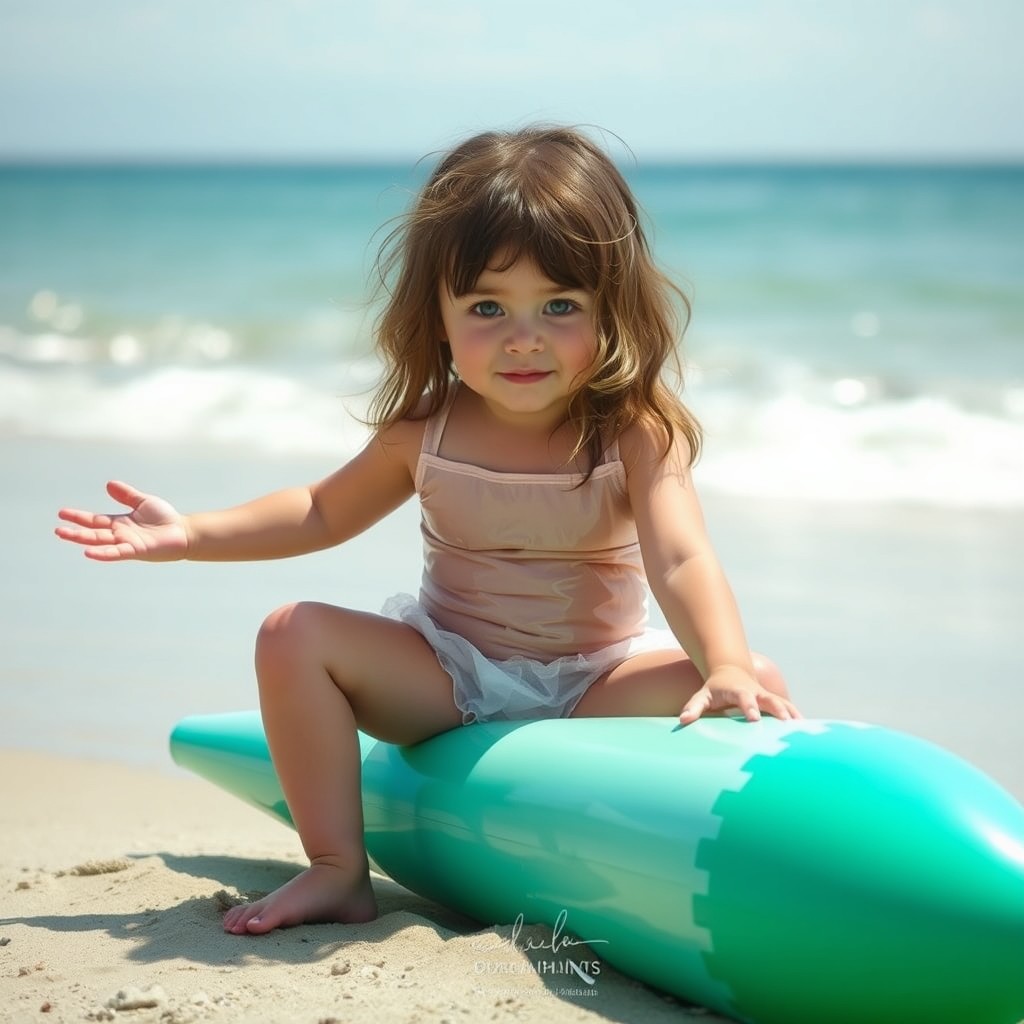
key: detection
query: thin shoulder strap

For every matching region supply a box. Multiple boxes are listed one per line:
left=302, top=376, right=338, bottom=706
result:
left=420, top=389, right=458, bottom=456
left=603, top=437, right=621, bottom=464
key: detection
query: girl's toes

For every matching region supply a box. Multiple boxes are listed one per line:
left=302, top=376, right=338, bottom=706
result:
left=242, top=912, right=275, bottom=935
left=223, top=901, right=264, bottom=934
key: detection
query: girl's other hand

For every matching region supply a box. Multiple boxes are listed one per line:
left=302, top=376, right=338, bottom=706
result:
left=56, top=480, right=188, bottom=562
left=678, top=666, right=801, bottom=726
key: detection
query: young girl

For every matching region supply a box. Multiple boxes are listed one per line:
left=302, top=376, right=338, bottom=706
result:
left=56, top=125, right=800, bottom=936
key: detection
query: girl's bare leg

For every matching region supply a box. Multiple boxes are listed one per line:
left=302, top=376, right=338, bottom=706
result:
left=222, top=602, right=461, bottom=935
left=571, top=650, right=791, bottom=718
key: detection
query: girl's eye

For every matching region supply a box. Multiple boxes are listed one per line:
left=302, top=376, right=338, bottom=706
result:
left=545, top=298, right=577, bottom=316
left=472, top=301, right=502, bottom=318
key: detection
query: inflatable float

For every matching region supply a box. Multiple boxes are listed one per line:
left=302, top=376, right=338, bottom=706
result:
left=170, top=712, right=1024, bottom=1024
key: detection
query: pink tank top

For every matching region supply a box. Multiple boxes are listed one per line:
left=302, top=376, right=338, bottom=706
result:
left=415, top=398, right=649, bottom=662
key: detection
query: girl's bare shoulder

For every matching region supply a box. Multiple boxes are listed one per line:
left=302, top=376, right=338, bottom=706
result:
left=372, top=394, right=435, bottom=471
left=618, top=416, right=694, bottom=475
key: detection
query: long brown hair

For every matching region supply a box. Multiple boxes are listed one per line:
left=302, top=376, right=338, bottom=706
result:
left=370, top=125, right=702, bottom=472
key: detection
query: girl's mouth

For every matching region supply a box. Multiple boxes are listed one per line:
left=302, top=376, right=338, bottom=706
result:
left=499, top=370, right=552, bottom=384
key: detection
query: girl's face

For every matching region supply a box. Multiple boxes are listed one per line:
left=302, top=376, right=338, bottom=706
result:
left=438, top=253, right=597, bottom=428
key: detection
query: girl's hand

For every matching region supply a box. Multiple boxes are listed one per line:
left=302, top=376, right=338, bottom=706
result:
left=56, top=481, right=188, bottom=562
left=678, top=666, right=801, bottom=726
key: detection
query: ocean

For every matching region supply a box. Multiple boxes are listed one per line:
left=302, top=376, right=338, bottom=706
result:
left=3, top=161, right=1022, bottom=508
left=2, top=162, right=1023, bottom=793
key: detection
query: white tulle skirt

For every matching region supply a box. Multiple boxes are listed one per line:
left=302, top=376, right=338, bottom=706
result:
left=381, top=593, right=681, bottom=724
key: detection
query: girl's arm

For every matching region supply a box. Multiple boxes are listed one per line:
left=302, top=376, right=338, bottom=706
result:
left=56, top=425, right=418, bottom=563
left=622, top=420, right=796, bottom=724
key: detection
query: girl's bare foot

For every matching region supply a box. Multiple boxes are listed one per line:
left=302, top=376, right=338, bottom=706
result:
left=222, top=855, right=378, bottom=935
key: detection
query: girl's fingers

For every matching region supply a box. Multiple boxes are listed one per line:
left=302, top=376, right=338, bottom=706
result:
left=768, top=694, right=802, bottom=720
left=57, top=511, right=117, bottom=533
left=680, top=685, right=802, bottom=726
left=55, top=523, right=132, bottom=556
left=678, top=687, right=711, bottom=725
left=57, top=531, right=100, bottom=548
left=57, top=508, right=100, bottom=527
left=55, top=482, right=141, bottom=521
left=740, top=699, right=763, bottom=722
left=758, top=694, right=788, bottom=721
left=105, top=480, right=146, bottom=510
left=83, top=543, right=135, bottom=562
left=57, top=482, right=146, bottom=538
left=741, top=692, right=799, bottom=722
left=56, top=525, right=136, bottom=559
left=55, top=524, right=87, bottom=543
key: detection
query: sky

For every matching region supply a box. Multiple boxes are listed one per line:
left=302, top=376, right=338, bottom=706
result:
left=1, top=0, right=1022, bottom=162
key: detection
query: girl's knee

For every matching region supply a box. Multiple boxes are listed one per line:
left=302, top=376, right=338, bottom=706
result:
left=256, top=602, right=318, bottom=673
left=753, top=653, right=789, bottom=698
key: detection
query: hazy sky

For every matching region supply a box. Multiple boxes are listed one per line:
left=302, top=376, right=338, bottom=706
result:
left=2, top=0, right=1021, bottom=161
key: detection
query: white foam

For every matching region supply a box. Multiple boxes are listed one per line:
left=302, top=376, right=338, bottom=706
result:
left=0, top=363, right=373, bottom=459
left=693, top=389, right=1024, bottom=508
left=3, top=328, right=1022, bottom=508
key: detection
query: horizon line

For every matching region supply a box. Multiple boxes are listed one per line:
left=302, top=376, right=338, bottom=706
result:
left=2, top=152, right=1023, bottom=170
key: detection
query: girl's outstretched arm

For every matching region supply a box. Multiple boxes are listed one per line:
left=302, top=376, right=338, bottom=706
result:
left=55, top=426, right=418, bottom=564
left=622, top=421, right=800, bottom=725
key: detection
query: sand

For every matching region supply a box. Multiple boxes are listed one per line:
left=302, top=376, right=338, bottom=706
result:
left=0, top=749, right=721, bottom=1024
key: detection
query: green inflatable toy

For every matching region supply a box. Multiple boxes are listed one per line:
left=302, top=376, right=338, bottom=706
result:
left=170, top=713, right=1024, bottom=1024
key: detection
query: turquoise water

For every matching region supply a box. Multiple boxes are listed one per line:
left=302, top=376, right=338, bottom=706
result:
left=2, top=163, right=1022, bottom=506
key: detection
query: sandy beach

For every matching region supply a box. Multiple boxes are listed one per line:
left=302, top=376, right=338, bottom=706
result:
left=2, top=436, right=1023, bottom=1023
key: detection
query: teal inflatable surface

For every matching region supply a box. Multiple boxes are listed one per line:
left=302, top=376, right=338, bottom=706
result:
left=170, top=713, right=1024, bottom=1024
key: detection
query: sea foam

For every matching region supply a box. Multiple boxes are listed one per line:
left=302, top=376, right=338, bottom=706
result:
left=3, top=333, right=1021, bottom=509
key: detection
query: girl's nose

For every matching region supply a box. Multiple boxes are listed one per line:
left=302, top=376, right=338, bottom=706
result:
left=505, top=317, right=543, bottom=352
